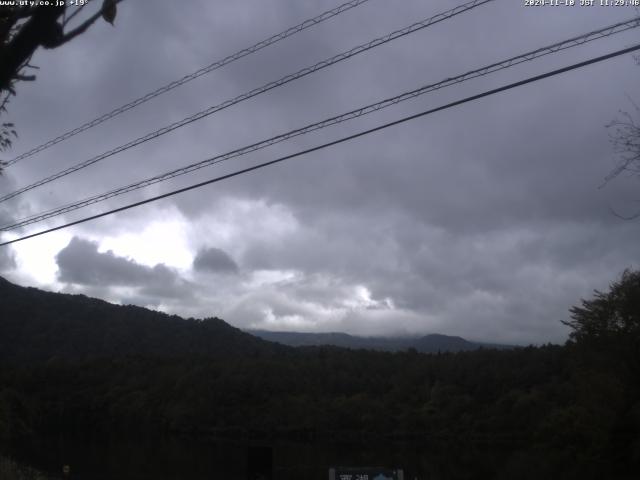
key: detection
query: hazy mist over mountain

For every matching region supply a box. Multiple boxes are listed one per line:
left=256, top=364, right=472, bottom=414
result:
left=248, top=329, right=511, bottom=353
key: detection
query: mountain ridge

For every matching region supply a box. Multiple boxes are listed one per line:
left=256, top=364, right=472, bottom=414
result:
left=0, top=275, right=509, bottom=363
left=0, top=276, right=285, bottom=362
left=247, top=329, right=511, bottom=353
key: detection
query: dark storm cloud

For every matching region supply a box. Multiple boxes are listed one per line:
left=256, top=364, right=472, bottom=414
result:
left=55, top=237, right=192, bottom=300
left=193, top=246, right=238, bottom=273
left=57, top=237, right=155, bottom=286
left=3, top=0, right=640, bottom=343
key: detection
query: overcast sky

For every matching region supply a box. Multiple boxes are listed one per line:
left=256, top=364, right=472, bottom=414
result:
left=1, top=0, right=639, bottom=344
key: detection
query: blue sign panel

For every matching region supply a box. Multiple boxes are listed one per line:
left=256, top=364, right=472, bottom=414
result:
left=329, top=467, right=404, bottom=480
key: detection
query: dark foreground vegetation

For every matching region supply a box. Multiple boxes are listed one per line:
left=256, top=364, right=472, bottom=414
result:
left=0, top=455, right=48, bottom=480
left=0, top=271, right=639, bottom=478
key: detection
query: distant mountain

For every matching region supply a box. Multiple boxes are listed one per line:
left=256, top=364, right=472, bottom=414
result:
left=0, top=276, right=285, bottom=362
left=247, top=329, right=509, bottom=353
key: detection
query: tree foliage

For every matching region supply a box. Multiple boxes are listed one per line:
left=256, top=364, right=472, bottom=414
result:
left=604, top=57, right=640, bottom=218
left=565, top=269, right=640, bottom=343
left=605, top=100, right=640, bottom=199
left=0, top=1, right=121, bottom=166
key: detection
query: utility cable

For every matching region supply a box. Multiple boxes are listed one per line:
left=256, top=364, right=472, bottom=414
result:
left=2, top=16, right=638, bottom=232
left=0, top=0, right=494, bottom=202
left=4, top=0, right=374, bottom=167
left=2, top=42, right=638, bottom=247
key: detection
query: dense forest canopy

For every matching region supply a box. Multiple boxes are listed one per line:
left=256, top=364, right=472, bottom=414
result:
left=0, top=271, right=639, bottom=478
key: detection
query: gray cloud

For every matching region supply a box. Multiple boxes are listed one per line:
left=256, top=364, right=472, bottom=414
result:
left=55, top=237, right=192, bottom=301
left=193, top=246, right=238, bottom=273
left=0, top=246, right=15, bottom=272
left=57, top=237, right=154, bottom=286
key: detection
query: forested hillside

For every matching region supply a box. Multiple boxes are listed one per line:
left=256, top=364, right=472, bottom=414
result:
left=1, top=272, right=639, bottom=478
left=0, top=276, right=284, bottom=362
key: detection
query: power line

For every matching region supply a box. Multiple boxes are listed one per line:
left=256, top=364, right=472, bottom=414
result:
left=0, top=0, right=494, bottom=203
left=2, top=16, right=638, bottom=232
left=4, top=0, right=374, bottom=167
left=2, top=42, right=638, bottom=248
